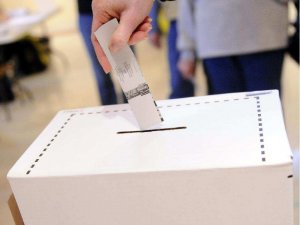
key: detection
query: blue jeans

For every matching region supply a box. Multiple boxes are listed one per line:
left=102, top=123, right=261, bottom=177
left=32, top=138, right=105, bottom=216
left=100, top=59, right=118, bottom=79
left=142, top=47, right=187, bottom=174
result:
left=168, top=21, right=195, bottom=99
left=79, top=14, right=117, bottom=105
left=203, top=49, right=285, bottom=94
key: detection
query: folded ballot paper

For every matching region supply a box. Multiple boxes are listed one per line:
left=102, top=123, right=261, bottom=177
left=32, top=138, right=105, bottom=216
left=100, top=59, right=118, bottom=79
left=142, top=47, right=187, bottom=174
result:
left=7, top=90, right=294, bottom=225
left=94, top=19, right=163, bottom=130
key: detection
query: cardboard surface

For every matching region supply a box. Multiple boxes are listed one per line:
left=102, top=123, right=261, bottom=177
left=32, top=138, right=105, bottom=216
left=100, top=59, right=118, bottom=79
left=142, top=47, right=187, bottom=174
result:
left=7, top=90, right=294, bottom=225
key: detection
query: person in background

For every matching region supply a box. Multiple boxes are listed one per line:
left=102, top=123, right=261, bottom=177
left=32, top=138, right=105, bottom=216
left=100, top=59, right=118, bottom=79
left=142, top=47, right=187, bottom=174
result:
left=0, top=5, right=14, bottom=103
left=287, top=0, right=299, bottom=64
left=78, top=0, right=117, bottom=105
left=177, top=0, right=289, bottom=95
left=0, top=5, right=8, bottom=23
left=149, top=1, right=194, bottom=99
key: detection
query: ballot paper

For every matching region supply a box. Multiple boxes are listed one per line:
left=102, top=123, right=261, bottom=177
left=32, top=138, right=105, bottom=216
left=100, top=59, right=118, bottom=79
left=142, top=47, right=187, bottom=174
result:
left=94, top=19, right=163, bottom=130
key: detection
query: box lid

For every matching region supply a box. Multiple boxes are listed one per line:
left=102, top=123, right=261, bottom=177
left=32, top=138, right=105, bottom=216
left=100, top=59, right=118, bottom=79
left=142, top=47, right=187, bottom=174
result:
left=8, top=90, right=292, bottom=178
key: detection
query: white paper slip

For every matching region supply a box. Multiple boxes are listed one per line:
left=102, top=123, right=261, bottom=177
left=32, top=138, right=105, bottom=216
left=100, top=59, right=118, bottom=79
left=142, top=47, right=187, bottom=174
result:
left=94, top=19, right=163, bottom=130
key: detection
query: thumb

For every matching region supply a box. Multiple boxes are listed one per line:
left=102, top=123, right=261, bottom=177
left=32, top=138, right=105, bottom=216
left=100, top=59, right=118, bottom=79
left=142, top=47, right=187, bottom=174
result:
left=109, top=12, right=141, bottom=53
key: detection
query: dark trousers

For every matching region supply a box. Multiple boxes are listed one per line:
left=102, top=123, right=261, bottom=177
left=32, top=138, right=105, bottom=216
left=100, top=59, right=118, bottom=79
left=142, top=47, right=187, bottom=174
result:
left=168, top=21, right=194, bottom=99
left=203, top=49, right=285, bottom=95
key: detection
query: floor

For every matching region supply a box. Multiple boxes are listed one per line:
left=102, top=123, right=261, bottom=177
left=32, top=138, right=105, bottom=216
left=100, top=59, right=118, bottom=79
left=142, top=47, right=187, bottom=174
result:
left=0, top=22, right=299, bottom=225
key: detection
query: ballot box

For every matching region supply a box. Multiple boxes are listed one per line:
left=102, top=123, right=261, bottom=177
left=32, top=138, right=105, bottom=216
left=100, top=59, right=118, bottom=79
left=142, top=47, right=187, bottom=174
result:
left=7, top=90, right=293, bottom=225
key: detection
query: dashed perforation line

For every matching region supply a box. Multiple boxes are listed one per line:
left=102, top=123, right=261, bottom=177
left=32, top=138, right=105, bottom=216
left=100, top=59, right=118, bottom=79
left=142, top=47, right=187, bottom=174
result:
left=77, top=97, right=252, bottom=116
left=25, top=113, right=76, bottom=175
left=256, top=97, right=266, bottom=162
left=25, top=96, right=262, bottom=174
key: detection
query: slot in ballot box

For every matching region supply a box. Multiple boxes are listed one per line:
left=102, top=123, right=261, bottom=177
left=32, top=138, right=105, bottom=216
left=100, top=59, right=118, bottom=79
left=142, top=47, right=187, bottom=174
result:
left=7, top=90, right=293, bottom=225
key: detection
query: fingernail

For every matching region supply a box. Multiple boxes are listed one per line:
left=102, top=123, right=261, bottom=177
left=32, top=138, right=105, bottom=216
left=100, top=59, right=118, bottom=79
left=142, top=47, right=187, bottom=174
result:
left=146, top=25, right=152, bottom=32
left=147, top=17, right=153, bottom=23
left=103, top=66, right=111, bottom=74
left=102, top=62, right=112, bottom=74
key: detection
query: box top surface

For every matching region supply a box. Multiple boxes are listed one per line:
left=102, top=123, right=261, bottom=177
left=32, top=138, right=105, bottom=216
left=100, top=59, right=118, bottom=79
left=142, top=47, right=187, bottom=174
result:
left=8, top=91, right=292, bottom=178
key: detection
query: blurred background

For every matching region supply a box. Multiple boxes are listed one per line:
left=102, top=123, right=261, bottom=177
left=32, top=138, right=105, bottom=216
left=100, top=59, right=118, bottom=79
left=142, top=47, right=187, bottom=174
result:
left=0, top=0, right=298, bottom=224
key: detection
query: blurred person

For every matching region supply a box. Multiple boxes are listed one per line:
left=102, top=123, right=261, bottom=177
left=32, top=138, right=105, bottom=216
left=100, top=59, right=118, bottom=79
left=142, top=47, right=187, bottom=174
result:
left=0, top=5, right=9, bottom=23
left=149, top=1, right=195, bottom=99
left=287, top=0, right=299, bottom=63
left=78, top=0, right=118, bottom=105
left=177, top=0, right=289, bottom=95
left=0, top=5, right=14, bottom=103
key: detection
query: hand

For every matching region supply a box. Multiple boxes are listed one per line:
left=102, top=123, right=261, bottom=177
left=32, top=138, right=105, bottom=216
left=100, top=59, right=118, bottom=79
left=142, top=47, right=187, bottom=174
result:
left=91, top=0, right=154, bottom=73
left=148, top=32, right=161, bottom=48
left=177, top=58, right=196, bottom=80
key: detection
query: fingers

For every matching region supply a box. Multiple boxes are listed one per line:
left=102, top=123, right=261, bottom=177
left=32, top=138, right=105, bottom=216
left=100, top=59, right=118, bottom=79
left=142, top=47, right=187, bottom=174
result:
left=91, top=36, right=112, bottom=73
left=128, top=31, right=148, bottom=45
left=109, top=10, right=148, bottom=53
left=128, top=17, right=152, bottom=45
left=91, top=15, right=112, bottom=73
left=90, top=0, right=154, bottom=72
left=136, top=20, right=152, bottom=33
left=92, top=35, right=112, bottom=73
left=91, top=16, right=151, bottom=73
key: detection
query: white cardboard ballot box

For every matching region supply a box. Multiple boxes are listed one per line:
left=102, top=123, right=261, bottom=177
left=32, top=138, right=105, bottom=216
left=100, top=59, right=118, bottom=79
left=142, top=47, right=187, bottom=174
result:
left=7, top=90, right=293, bottom=225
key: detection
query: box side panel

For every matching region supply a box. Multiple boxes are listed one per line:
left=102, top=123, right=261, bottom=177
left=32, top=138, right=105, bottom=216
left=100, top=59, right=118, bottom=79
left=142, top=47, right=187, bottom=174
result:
left=7, top=111, right=73, bottom=177
left=10, top=165, right=293, bottom=225
left=259, top=91, right=293, bottom=162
